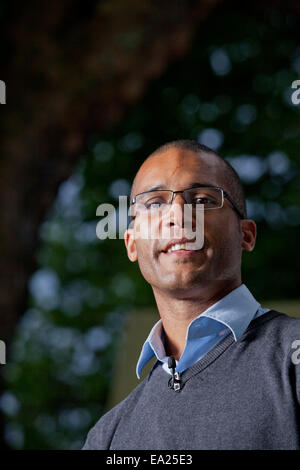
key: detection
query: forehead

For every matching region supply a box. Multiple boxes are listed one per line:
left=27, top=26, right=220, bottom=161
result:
left=132, top=148, right=226, bottom=196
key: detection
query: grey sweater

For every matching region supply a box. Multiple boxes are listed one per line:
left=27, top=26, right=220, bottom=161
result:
left=82, top=310, right=300, bottom=450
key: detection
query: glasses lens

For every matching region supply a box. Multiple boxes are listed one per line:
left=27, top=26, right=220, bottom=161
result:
left=133, top=187, right=223, bottom=215
left=135, top=191, right=172, bottom=211
left=185, top=187, right=222, bottom=209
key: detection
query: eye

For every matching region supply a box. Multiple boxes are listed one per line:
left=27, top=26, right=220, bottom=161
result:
left=194, top=196, right=216, bottom=205
left=187, top=188, right=222, bottom=208
left=194, top=197, right=209, bottom=204
left=146, top=202, right=162, bottom=209
left=145, top=198, right=165, bottom=209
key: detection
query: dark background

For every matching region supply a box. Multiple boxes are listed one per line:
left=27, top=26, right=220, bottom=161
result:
left=0, top=0, right=299, bottom=449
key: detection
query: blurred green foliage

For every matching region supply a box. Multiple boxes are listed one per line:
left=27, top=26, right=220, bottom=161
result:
left=1, top=6, right=300, bottom=449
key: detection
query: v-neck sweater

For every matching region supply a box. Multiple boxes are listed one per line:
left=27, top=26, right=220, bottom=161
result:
left=83, top=310, right=300, bottom=450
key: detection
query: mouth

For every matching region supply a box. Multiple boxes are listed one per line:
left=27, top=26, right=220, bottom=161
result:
left=161, top=238, right=204, bottom=256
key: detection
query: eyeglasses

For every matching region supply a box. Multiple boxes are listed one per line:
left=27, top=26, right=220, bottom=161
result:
left=131, top=185, right=245, bottom=219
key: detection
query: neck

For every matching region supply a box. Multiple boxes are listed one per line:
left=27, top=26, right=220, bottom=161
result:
left=153, top=279, right=242, bottom=361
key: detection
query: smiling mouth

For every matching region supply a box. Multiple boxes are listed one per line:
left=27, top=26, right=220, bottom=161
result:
left=161, top=242, right=204, bottom=255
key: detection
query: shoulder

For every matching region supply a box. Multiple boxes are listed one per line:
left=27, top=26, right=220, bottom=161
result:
left=241, top=310, right=300, bottom=403
left=82, top=376, right=148, bottom=450
left=271, top=311, right=300, bottom=359
left=246, top=310, right=300, bottom=365
left=242, top=310, right=300, bottom=360
left=266, top=310, right=300, bottom=337
left=270, top=311, right=300, bottom=403
left=248, top=309, right=300, bottom=338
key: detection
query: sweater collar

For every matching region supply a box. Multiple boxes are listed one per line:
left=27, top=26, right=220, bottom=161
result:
left=136, top=284, right=261, bottom=379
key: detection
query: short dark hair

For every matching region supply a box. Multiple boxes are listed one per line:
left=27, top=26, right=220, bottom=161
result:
left=143, top=139, right=247, bottom=219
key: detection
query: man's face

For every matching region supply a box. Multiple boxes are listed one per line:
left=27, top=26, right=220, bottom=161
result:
left=125, top=148, right=252, bottom=295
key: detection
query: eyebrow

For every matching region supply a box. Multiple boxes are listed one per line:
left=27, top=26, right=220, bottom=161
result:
left=138, top=182, right=218, bottom=194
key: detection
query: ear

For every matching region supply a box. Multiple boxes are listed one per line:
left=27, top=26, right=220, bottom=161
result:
left=241, top=219, right=257, bottom=252
left=124, top=228, right=138, bottom=262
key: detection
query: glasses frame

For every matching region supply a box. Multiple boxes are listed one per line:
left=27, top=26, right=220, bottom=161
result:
left=131, top=185, right=245, bottom=220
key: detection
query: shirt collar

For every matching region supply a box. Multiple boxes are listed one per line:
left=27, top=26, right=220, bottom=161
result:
left=136, top=284, right=261, bottom=379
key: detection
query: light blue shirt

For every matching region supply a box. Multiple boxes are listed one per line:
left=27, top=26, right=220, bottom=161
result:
left=136, top=284, right=270, bottom=379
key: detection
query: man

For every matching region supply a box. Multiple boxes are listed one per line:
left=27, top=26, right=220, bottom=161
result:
left=83, top=140, right=300, bottom=450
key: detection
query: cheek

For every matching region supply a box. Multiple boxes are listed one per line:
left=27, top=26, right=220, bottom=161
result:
left=135, top=239, right=162, bottom=283
left=135, top=238, right=152, bottom=267
left=222, top=225, right=243, bottom=260
left=134, top=213, right=162, bottom=242
left=133, top=214, right=161, bottom=258
left=205, top=215, right=241, bottom=250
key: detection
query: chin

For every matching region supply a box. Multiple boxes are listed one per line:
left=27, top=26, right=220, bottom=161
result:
left=162, top=275, right=206, bottom=293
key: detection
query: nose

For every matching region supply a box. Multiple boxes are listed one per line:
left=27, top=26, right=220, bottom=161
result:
left=167, top=192, right=186, bottom=227
left=171, top=191, right=186, bottom=204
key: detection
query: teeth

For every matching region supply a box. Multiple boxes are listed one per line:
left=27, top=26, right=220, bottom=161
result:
left=167, top=243, right=190, bottom=253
